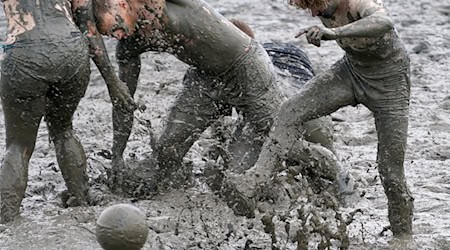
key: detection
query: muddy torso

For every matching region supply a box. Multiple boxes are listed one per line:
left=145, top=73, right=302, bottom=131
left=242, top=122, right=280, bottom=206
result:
left=320, top=0, right=407, bottom=66
left=3, top=0, right=80, bottom=44
left=134, top=0, right=251, bottom=75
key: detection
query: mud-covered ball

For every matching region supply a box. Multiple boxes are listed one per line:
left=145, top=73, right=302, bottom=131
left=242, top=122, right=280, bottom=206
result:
left=96, top=204, right=149, bottom=250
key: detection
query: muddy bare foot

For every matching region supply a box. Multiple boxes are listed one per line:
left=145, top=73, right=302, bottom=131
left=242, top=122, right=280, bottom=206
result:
left=60, top=190, right=88, bottom=208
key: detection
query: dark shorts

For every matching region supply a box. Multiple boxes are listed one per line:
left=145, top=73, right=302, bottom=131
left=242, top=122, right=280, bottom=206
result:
left=0, top=36, right=90, bottom=100
left=337, top=55, right=410, bottom=117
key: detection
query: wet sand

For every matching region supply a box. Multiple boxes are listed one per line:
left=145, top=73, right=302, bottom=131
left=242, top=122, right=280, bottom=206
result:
left=1, top=0, right=450, bottom=249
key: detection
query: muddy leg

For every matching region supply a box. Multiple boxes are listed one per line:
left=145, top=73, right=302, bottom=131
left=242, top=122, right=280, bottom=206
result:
left=110, top=53, right=141, bottom=192
left=224, top=123, right=267, bottom=174
left=223, top=65, right=355, bottom=217
left=52, top=131, right=89, bottom=207
left=155, top=73, right=217, bottom=189
left=375, top=114, right=413, bottom=238
left=46, top=64, right=90, bottom=207
left=0, top=96, right=45, bottom=223
left=155, top=111, right=211, bottom=189
left=303, top=116, right=334, bottom=152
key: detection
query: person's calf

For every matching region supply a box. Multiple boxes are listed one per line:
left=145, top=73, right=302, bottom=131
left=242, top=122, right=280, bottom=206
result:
left=1, top=191, right=22, bottom=224
left=0, top=149, right=29, bottom=224
left=384, top=181, right=414, bottom=238
left=154, top=146, right=194, bottom=191
left=52, top=131, right=90, bottom=206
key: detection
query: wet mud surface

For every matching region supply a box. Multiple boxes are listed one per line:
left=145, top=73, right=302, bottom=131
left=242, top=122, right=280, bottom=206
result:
left=1, top=0, right=450, bottom=249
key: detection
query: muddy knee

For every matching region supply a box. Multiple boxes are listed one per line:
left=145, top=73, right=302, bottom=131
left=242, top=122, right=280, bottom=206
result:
left=303, top=116, right=334, bottom=151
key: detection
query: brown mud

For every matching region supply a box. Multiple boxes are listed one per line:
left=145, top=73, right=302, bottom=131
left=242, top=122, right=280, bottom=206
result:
left=1, top=0, right=450, bottom=249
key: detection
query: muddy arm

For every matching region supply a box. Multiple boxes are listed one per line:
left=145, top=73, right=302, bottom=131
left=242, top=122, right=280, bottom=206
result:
left=111, top=40, right=142, bottom=162
left=71, top=0, right=136, bottom=112
left=331, top=8, right=394, bottom=38
left=296, top=3, right=393, bottom=46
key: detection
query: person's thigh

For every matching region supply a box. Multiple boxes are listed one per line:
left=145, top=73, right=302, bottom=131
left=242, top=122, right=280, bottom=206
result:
left=218, top=42, right=283, bottom=171
left=361, top=63, right=411, bottom=118
left=45, top=54, right=90, bottom=138
left=157, top=68, right=220, bottom=158
left=0, top=50, right=48, bottom=147
left=224, top=41, right=283, bottom=133
left=278, top=58, right=358, bottom=127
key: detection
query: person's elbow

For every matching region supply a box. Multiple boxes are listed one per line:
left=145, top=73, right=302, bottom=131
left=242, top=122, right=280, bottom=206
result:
left=372, top=12, right=395, bottom=34
left=380, top=15, right=394, bottom=32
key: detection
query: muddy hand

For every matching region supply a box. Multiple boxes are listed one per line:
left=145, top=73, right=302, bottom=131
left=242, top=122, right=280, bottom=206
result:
left=295, top=26, right=337, bottom=47
left=111, top=79, right=137, bottom=112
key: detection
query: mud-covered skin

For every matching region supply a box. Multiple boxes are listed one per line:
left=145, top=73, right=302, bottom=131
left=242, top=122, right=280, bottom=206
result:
left=251, top=0, right=413, bottom=238
left=110, top=0, right=252, bottom=177
left=0, top=0, right=89, bottom=223
left=108, top=0, right=337, bottom=193
left=0, top=0, right=133, bottom=224
left=109, top=0, right=266, bottom=189
left=156, top=41, right=284, bottom=188
left=73, top=0, right=136, bottom=112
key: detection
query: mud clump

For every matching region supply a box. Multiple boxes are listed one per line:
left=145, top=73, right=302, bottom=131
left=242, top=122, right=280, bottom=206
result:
left=255, top=164, right=350, bottom=249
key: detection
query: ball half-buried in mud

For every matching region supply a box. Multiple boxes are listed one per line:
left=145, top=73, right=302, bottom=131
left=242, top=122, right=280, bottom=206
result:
left=96, top=204, right=149, bottom=250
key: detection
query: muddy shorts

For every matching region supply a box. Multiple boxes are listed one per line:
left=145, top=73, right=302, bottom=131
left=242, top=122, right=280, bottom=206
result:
left=174, top=40, right=284, bottom=132
left=335, top=55, right=411, bottom=117
left=0, top=34, right=90, bottom=100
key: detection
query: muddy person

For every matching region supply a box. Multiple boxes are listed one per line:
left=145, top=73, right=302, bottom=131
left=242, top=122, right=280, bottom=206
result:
left=0, top=0, right=134, bottom=223
left=92, top=0, right=337, bottom=197
left=225, top=0, right=414, bottom=240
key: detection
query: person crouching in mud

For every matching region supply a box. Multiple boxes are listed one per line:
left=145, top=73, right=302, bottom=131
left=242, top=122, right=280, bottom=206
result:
left=0, top=0, right=134, bottom=223
left=92, top=0, right=339, bottom=204
left=226, top=0, right=414, bottom=240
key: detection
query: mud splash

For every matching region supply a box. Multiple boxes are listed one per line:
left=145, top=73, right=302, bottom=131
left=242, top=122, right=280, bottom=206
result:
left=1, top=0, right=450, bottom=249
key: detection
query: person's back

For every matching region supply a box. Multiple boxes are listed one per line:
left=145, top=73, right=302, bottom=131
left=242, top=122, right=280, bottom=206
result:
left=99, top=0, right=253, bottom=76
left=163, top=0, right=252, bottom=75
left=3, top=0, right=81, bottom=43
left=2, top=0, right=88, bottom=84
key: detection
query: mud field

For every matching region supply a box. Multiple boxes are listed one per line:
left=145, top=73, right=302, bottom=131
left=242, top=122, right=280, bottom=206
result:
left=1, top=0, right=450, bottom=249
